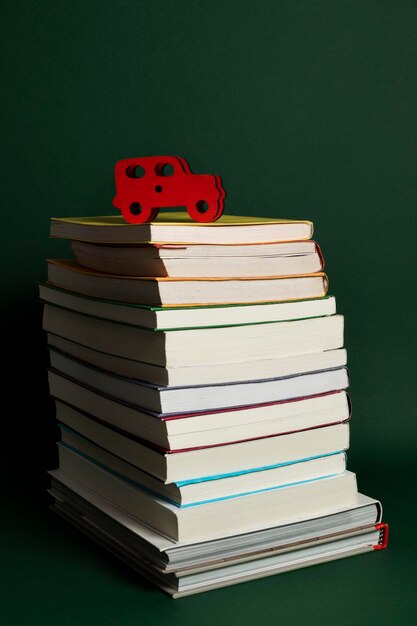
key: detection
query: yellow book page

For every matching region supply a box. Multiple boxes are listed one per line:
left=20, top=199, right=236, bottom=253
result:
left=50, top=212, right=312, bottom=228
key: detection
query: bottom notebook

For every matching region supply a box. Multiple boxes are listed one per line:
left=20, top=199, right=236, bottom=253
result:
left=49, top=474, right=388, bottom=598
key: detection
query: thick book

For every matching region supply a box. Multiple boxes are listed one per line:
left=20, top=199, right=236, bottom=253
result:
left=58, top=429, right=347, bottom=506
left=50, top=481, right=388, bottom=597
left=52, top=406, right=350, bottom=482
left=49, top=213, right=314, bottom=245
left=39, top=283, right=337, bottom=330
left=56, top=444, right=358, bottom=542
left=51, top=380, right=351, bottom=449
left=49, top=349, right=349, bottom=414
left=56, top=510, right=387, bottom=598
left=47, top=333, right=347, bottom=386
left=70, top=240, right=324, bottom=278
left=43, top=305, right=344, bottom=367
left=49, top=473, right=384, bottom=567
left=47, top=259, right=328, bottom=306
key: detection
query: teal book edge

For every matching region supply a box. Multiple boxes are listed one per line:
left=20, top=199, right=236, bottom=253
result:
left=58, top=434, right=345, bottom=509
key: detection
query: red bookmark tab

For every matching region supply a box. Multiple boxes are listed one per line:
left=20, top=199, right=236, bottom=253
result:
left=374, top=522, right=389, bottom=550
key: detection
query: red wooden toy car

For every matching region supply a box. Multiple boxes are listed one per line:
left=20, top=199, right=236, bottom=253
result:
left=113, top=156, right=226, bottom=224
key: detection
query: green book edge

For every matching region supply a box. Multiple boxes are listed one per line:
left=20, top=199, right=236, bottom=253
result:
left=38, top=283, right=333, bottom=333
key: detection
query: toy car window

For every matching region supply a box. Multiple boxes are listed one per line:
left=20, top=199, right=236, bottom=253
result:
left=126, top=165, right=145, bottom=178
left=155, top=163, right=175, bottom=176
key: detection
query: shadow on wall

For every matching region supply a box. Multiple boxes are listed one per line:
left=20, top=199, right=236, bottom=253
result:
left=3, top=301, right=58, bottom=495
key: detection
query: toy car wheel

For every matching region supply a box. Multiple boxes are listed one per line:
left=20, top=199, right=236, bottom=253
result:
left=121, top=202, right=159, bottom=224
left=188, top=200, right=223, bottom=223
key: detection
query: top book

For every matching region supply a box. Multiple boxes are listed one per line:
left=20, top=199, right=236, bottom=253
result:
left=49, top=212, right=313, bottom=245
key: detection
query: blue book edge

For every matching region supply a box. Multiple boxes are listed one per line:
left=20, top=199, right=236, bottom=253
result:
left=58, top=431, right=346, bottom=509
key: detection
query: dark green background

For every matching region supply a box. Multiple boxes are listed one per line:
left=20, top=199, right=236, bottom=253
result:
left=1, top=1, right=416, bottom=624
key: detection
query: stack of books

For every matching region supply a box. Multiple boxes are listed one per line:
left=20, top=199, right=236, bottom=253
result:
left=42, top=213, right=388, bottom=597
